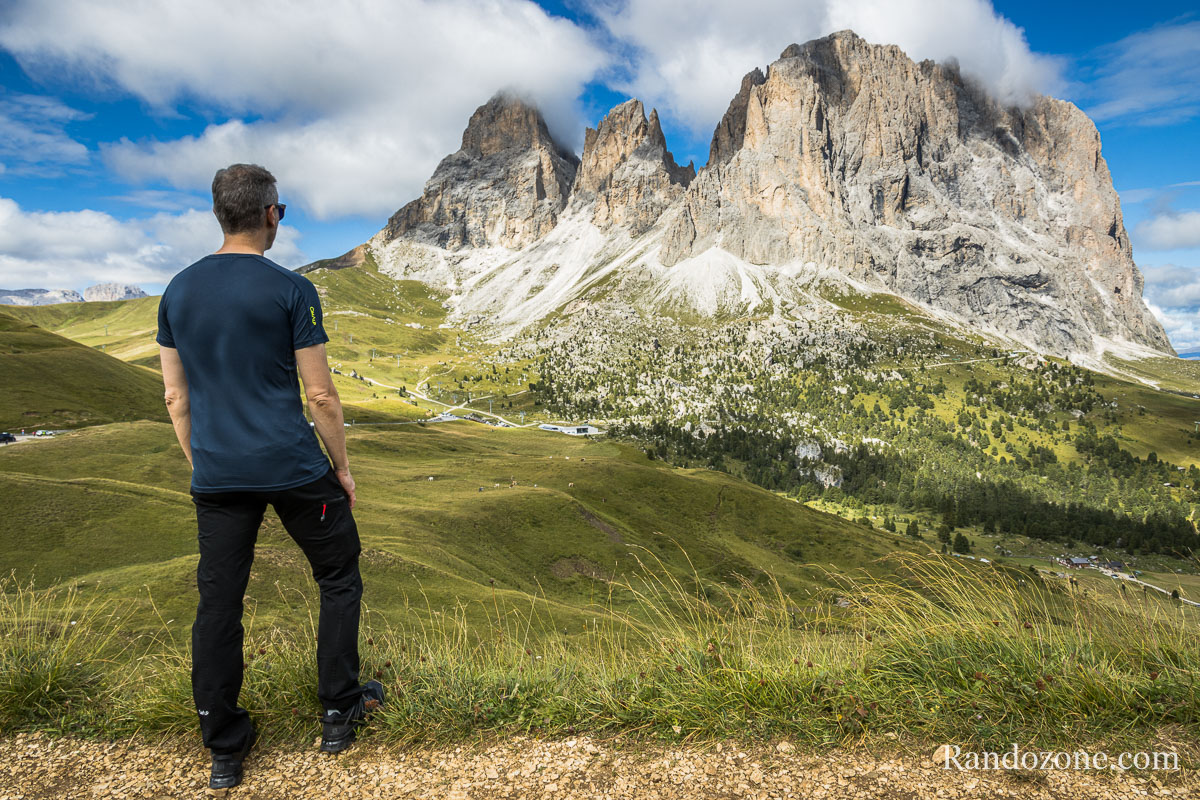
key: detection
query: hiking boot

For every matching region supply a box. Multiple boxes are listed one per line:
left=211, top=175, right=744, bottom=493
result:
left=210, top=727, right=257, bottom=790
left=320, top=680, right=385, bottom=753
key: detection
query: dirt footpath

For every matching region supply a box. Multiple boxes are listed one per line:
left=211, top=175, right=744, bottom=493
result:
left=1, top=731, right=1196, bottom=799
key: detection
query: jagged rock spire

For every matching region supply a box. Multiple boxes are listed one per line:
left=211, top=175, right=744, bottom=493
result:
left=382, top=92, right=578, bottom=250
left=572, top=99, right=695, bottom=235
left=708, top=67, right=767, bottom=167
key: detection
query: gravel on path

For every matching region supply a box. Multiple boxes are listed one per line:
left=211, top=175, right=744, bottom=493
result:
left=1, top=731, right=1196, bottom=799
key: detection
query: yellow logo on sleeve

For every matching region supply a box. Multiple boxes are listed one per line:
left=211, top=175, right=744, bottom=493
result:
left=310, top=306, right=317, bottom=325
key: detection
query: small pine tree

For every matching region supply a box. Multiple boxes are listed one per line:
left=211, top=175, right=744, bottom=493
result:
left=952, top=532, right=971, bottom=554
left=906, top=519, right=920, bottom=538
left=883, top=516, right=896, bottom=532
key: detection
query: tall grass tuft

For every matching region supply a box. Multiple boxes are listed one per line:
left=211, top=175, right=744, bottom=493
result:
left=0, top=576, right=124, bottom=731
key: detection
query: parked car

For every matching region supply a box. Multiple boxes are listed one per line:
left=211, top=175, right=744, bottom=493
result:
left=35, top=430, right=54, bottom=436
left=0, top=432, right=15, bottom=444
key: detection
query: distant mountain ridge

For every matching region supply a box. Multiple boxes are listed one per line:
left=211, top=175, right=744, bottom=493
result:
left=306, top=30, right=1173, bottom=360
left=0, top=284, right=146, bottom=306
left=0, top=288, right=84, bottom=306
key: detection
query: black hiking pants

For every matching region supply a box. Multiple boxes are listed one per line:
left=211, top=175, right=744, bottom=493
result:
left=190, top=466, right=363, bottom=754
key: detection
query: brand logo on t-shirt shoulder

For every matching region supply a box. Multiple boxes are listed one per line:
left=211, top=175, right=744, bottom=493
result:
left=310, top=306, right=317, bottom=326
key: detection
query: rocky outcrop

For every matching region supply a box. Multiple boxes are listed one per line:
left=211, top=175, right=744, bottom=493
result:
left=0, top=288, right=84, bottom=305
left=571, top=100, right=695, bottom=236
left=660, top=30, right=1172, bottom=355
left=297, top=244, right=368, bottom=274
left=83, top=283, right=147, bottom=302
left=380, top=93, right=578, bottom=251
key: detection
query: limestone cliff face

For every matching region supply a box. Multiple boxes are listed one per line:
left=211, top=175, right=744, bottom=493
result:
left=571, top=99, right=695, bottom=236
left=381, top=93, right=578, bottom=250
left=660, top=31, right=1172, bottom=354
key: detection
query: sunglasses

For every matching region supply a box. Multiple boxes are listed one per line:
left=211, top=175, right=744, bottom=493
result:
left=265, top=202, right=286, bottom=221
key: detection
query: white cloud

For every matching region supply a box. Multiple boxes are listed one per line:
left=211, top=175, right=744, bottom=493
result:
left=597, top=0, right=1063, bottom=137
left=0, top=198, right=305, bottom=291
left=1142, top=264, right=1200, bottom=308
left=0, top=92, right=90, bottom=174
left=0, top=0, right=609, bottom=220
left=1141, top=264, right=1200, bottom=352
left=1146, top=300, right=1200, bottom=354
left=1080, top=21, right=1200, bottom=127
left=1119, top=179, right=1200, bottom=206
left=107, top=189, right=210, bottom=213
left=1134, top=211, right=1200, bottom=251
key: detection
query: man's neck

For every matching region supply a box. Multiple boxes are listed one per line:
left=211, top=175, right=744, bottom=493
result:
left=215, top=232, right=269, bottom=256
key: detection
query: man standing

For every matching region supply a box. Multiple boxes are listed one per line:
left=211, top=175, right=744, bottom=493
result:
left=157, top=164, right=383, bottom=790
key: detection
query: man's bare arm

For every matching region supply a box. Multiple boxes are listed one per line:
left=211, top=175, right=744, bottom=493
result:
left=296, top=342, right=355, bottom=507
left=159, top=345, right=193, bottom=467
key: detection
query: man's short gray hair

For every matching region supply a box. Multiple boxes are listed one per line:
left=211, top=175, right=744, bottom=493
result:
left=211, top=164, right=278, bottom=234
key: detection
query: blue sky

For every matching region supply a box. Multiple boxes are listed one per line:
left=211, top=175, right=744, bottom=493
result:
left=1, top=0, right=1197, bottom=350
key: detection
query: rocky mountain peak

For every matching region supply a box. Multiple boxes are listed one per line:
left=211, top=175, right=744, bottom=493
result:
left=571, top=99, right=695, bottom=235
left=778, top=27, right=864, bottom=60
left=708, top=67, right=767, bottom=167
left=575, top=100, right=693, bottom=194
left=0, top=288, right=84, bottom=306
left=459, top=92, right=572, bottom=161
left=381, top=92, right=578, bottom=250
left=83, top=283, right=147, bottom=302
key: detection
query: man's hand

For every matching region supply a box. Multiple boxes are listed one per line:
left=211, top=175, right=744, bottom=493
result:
left=335, top=466, right=356, bottom=508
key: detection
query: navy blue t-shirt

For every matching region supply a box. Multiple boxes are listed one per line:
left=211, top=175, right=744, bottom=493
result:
left=156, top=253, right=332, bottom=492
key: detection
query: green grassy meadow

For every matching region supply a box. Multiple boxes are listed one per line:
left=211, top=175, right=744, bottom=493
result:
left=1, top=295, right=163, bottom=367
left=3, top=274, right=1199, bottom=753
left=0, top=418, right=907, bottom=636
left=4, top=414, right=1199, bottom=751
left=0, top=309, right=167, bottom=431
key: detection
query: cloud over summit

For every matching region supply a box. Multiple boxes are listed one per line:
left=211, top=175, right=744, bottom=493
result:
left=2, top=0, right=1065, bottom=221
left=598, top=0, right=1063, bottom=138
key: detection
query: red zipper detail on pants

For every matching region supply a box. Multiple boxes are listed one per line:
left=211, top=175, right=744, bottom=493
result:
left=321, top=503, right=327, bottom=522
